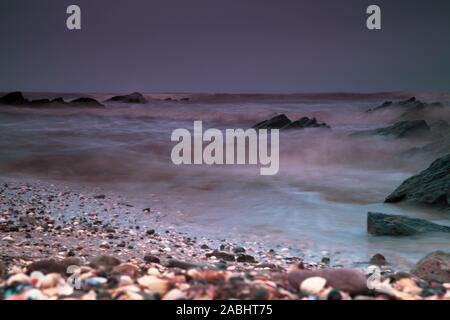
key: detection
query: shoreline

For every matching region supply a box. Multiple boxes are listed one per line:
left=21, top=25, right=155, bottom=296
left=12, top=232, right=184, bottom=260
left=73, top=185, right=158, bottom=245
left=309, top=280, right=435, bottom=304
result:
left=1, top=178, right=449, bottom=300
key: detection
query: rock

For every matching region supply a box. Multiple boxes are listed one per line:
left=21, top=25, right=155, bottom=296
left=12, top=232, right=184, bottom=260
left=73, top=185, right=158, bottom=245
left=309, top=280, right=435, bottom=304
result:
left=137, top=276, right=170, bottom=295
left=232, top=246, right=246, bottom=254
left=0, top=260, right=6, bottom=277
left=370, top=253, right=388, bottom=266
left=367, top=97, right=445, bottom=118
left=353, top=120, right=430, bottom=139
left=206, top=250, right=235, bottom=262
left=367, top=212, right=450, bottom=236
left=89, top=255, right=121, bottom=270
left=94, top=194, right=106, bottom=199
left=253, top=114, right=330, bottom=130
left=163, top=288, right=186, bottom=300
left=285, top=117, right=330, bottom=130
left=288, top=268, right=369, bottom=296
left=146, top=229, right=155, bottom=236
left=385, top=153, right=450, bottom=209
left=0, top=91, right=27, bottom=105
left=70, top=97, right=104, bottom=107
left=107, top=92, right=148, bottom=104
left=111, top=263, right=140, bottom=277
left=144, top=254, right=160, bottom=264
left=411, top=251, right=450, bottom=283
left=27, top=259, right=69, bottom=275
left=253, top=114, right=291, bottom=129
left=165, top=259, right=203, bottom=270
left=2, top=236, right=15, bottom=243
left=236, top=254, right=257, bottom=263
left=300, top=277, right=327, bottom=295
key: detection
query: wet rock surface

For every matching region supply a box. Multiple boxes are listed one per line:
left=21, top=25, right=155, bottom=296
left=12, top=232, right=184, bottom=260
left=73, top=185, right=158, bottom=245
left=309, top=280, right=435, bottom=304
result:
left=411, top=251, right=450, bottom=283
left=353, top=120, right=431, bottom=139
left=385, top=153, right=450, bottom=209
left=107, top=92, right=148, bottom=104
left=367, top=212, right=450, bottom=236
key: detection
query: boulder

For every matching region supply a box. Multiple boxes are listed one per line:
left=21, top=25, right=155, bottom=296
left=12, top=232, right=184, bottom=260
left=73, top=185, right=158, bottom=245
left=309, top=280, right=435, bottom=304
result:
left=353, top=120, right=430, bottom=139
left=107, top=92, right=148, bottom=104
left=385, top=153, right=450, bottom=208
left=285, top=117, right=330, bottom=129
left=367, top=212, right=450, bottom=236
left=288, top=268, right=369, bottom=296
left=89, top=255, right=121, bottom=270
left=27, top=258, right=82, bottom=275
left=411, top=251, right=450, bottom=283
left=0, top=91, right=27, bottom=105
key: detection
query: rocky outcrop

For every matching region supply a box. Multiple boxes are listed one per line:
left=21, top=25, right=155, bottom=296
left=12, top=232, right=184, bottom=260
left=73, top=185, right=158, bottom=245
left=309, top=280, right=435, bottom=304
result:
left=69, top=97, right=104, bottom=107
left=385, top=153, right=450, bottom=208
left=411, top=251, right=450, bottom=283
left=107, top=92, right=148, bottom=104
left=367, top=212, right=450, bottom=236
left=0, top=92, right=104, bottom=108
left=253, top=114, right=330, bottom=130
left=0, top=92, right=27, bottom=105
left=353, top=120, right=430, bottom=139
left=367, top=97, right=445, bottom=117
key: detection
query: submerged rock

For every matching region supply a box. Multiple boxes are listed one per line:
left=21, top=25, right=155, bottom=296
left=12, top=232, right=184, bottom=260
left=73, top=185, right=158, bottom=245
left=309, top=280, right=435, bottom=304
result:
left=288, top=268, right=369, bottom=296
left=107, top=92, right=148, bottom=104
left=367, top=212, right=450, bottom=236
left=411, top=251, right=450, bottom=283
left=352, top=120, right=430, bottom=139
left=367, top=97, right=445, bottom=118
left=253, top=114, right=330, bottom=130
left=385, top=153, right=450, bottom=209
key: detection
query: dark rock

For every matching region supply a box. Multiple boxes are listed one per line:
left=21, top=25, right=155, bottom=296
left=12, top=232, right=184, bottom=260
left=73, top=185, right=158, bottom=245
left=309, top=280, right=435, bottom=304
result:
left=146, top=229, right=155, bottom=236
left=143, top=208, right=151, bottom=213
left=288, top=268, right=369, bottom=296
left=411, top=251, right=450, bottom=283
left=165, top=259, right=203, bottom=270
left=385, top=153, right=450, bottom=209
left=253, top=114, right=292, bottom=129
left=236, top=254, right=257, bottom=263
left=200, top=244, right=210, bottom=250
left=232, top=246, right=245, bottom=254
left=70, top=97, right=104, bottom=107
left=107, top=92, right=148, bottom=104
left=253, top=114, right=330, bottom=130
left=0, top=260, right=6, bottom=277
left=27, top=259, right=79, bottom=275
left=89, top=255, right=121, bottom=270
left=285, top=117, right=330, bottom=130
left=370, top=253, right=388, bottom=266
left=353, top=120, right=430, bottom=139
left=0, top=92, right=27, bottom=105
left=327, top=289, right=343, bottom=300
left=94, top=194, right=106, bottom=199
left=144, top=254, right=160, bottom=264
left=206, top=250, right=235, bottom=262
left=367, top=97, right=445, bottom=118
left=367, top=212, right=450, bottom=236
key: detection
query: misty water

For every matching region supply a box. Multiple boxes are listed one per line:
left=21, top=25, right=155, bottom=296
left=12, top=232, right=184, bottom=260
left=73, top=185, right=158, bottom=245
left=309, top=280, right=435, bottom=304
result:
left=1, top=93, right=449, bottom=269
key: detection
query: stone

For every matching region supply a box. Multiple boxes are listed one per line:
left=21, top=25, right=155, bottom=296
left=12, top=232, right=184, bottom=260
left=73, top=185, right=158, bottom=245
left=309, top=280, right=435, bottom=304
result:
left=411, top=251, right=450, bottom=283
left=165, top=259, right=203, bottom=270
left=144, top=254, right=160, bottom=264
left=137, top=276, right=170, bottom=295
left=27, top=259, right=69, bottom=275
left=107, top=92, right=148, bottom=104
left=288, top=268, right=369, bottom=296
left=253, top=114, right=292, bottom=129
left=89, top=255, right=121, bottom=270
left=0, top=91, right=27, bottom=105
left=163, top=288, right=186, bottom=300
left=353, top=120, right=430, bottom=139
left=367, top=212, right=450, bottom=236
left=370, top=253, right=388, bottom=266
left=232, top=246, right=246, bottom=254
left=70, top=97, right=104, bottom=108
left=236, top=254, right=257, bottom=263
left=111, top=263, right=140, bottom=277
left=206, top=250, right=235, bottom=262
left=385, top=153, right=450, bottom=209
left=300, top=277, right=327, bottom=295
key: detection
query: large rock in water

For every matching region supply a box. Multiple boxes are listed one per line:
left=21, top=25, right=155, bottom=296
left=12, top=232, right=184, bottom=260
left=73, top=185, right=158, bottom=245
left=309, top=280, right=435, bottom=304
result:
left=411, top=251, right=450, bottom=283
left=107, top=92, right=148, bottom=104
left=288, top=269, right=369, bottom=296
left=253, top=114, right=330, bottom=130
left=385, top=153, right=450, bottom=209
left=0, top=91, right=28, bottom=105
left=353, top=120, right=430, bottom=139
left=367, top=212, right=450, bottom=236
left=70, top=97, right=104, bottom=108
left=367, top=97, right=445, bottom=118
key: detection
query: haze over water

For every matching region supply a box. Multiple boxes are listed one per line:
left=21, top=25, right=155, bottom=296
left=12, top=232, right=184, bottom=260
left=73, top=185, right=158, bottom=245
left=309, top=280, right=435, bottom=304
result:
left=1, top=92, right=449, bottom=269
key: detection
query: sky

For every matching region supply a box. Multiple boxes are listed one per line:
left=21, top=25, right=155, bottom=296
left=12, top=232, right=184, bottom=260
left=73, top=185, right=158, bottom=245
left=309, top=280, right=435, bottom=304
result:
left=1, top=0, right=449, bottom=93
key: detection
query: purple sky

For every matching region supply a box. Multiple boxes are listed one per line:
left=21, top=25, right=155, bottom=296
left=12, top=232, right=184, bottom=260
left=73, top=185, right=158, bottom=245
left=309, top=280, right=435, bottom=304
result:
left=1, top=0, right=449, bottom=93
